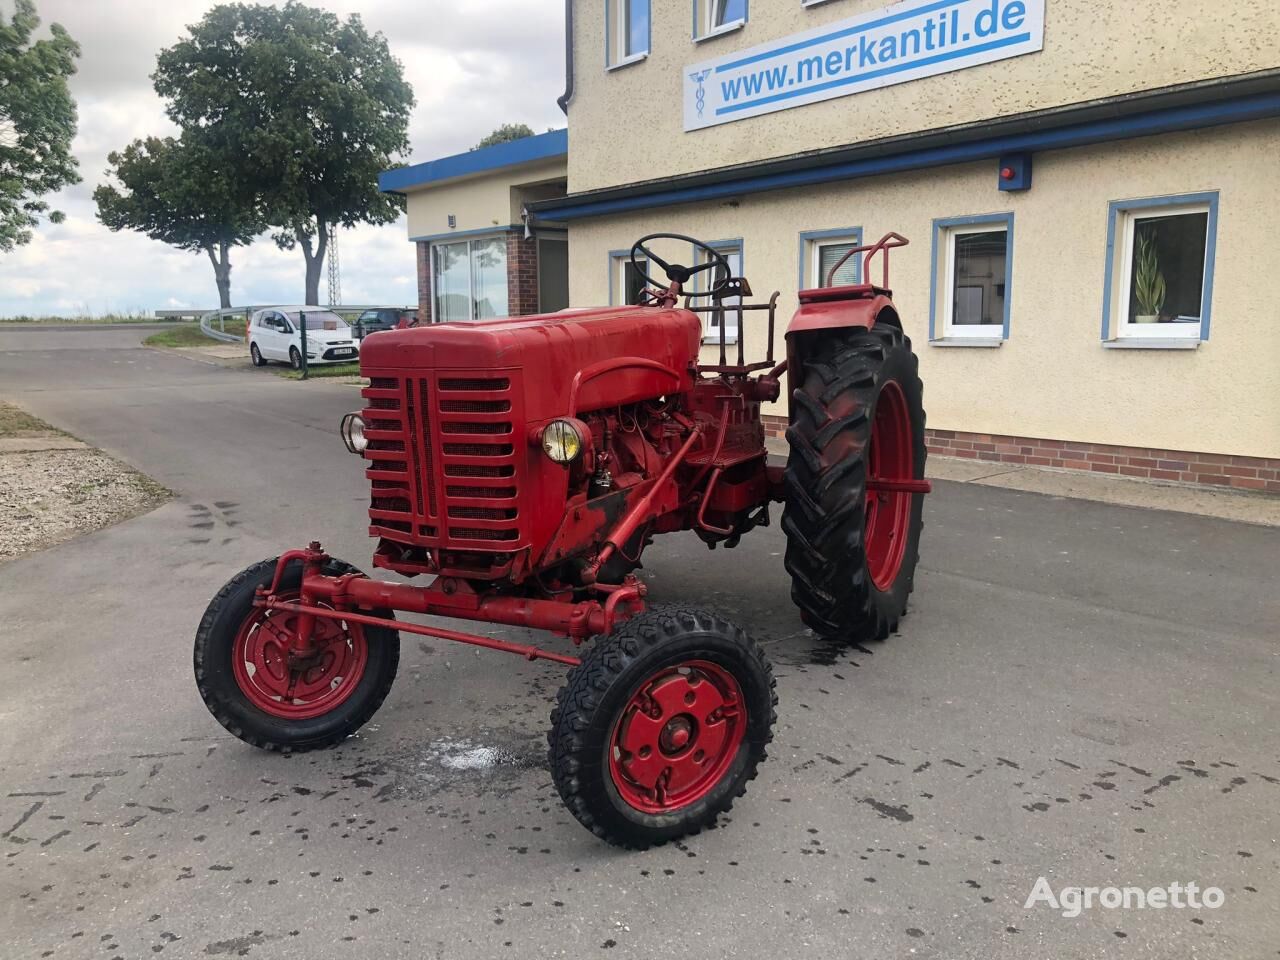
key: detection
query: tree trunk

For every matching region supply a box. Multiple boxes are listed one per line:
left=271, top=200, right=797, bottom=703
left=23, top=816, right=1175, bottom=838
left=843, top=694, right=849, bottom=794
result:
left=298, top=220, right=328, bottom=306
left=206, top=243, right=233, bottom=309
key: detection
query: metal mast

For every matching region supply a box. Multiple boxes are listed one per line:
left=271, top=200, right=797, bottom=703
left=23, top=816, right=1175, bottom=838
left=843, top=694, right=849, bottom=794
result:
left=327, top=225, right=341, bottom=307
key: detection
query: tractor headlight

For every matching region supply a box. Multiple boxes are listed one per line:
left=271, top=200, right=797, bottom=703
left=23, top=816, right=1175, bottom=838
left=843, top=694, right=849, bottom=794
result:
left=340, top=412, right=368, bottom=455
left=541, top=419, right=583, bottom=464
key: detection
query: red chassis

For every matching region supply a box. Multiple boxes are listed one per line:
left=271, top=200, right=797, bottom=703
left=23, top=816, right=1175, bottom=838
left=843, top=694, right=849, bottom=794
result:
left=200, top=232, right=931, bottom=847
left=255, top=234, right=925, bottom=666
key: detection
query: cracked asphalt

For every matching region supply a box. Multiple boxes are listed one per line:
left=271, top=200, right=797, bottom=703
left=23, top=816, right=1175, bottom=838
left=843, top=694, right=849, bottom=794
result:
left=1, top=324, right=1277, bottom=959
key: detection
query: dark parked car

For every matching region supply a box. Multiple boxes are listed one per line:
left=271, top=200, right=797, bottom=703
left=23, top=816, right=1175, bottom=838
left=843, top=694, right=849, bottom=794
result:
left=354, top=308, right=417, bottom=338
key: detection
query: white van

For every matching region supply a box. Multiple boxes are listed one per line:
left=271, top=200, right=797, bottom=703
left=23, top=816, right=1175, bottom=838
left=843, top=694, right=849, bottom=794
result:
left=248, top=307, right=360, bottom=369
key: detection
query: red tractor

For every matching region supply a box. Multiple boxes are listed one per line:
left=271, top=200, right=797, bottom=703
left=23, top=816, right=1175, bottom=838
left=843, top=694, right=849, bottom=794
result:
left=195, top=233, right=929, bottom=848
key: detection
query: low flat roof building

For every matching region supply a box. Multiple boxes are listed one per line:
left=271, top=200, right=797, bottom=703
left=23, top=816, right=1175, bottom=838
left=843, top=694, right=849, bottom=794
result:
left=379, top=129, right=569, bottom=323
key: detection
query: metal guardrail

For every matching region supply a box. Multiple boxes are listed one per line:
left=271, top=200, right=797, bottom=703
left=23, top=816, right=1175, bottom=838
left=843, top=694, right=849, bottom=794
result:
left=200, top=308, right=248, bottom=343
left=192, top=305, right=418, bottom=345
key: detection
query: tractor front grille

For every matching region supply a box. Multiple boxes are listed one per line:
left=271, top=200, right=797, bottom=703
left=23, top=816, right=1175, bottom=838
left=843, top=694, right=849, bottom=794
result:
left=360, top=371, right=524, bottom=552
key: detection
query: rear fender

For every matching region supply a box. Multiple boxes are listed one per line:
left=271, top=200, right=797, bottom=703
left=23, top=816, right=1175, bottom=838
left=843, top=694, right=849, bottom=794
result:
left=783, top=291, right=901, bottom=426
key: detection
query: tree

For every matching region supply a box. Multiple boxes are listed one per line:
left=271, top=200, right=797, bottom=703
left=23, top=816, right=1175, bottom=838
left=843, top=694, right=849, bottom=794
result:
left=153, top=2, right=414, bottom=305
left=473, top=123, right=535, bottom=151
left=0, top=0, right=79, bottom=252
left=94, top=135, right=263, bottom=308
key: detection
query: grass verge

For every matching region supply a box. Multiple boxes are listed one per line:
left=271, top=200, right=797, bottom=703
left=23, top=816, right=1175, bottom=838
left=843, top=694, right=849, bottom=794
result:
left=0, top=402, right=66, bottom=438
left=0, top=313, right=157, bottom=324
left=143, top=325, right=224, bottom=348
left=276, top=362, right=363, bottom=381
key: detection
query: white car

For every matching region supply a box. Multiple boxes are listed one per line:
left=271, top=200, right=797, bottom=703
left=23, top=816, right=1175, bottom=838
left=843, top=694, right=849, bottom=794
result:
left=247, top=306, right=360, bottom=369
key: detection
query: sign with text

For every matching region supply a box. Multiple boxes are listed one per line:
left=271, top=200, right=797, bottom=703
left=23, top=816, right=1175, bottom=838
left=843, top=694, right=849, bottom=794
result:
left=684, top=0, right=1045, bottom=131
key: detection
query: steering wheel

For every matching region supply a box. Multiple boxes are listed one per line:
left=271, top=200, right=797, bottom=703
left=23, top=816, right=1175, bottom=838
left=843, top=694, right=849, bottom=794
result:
left=630, top=233, right=732, bottom=299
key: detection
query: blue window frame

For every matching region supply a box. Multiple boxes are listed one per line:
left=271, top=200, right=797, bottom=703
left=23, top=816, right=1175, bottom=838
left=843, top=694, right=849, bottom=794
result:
left=692, top=238, right=743, bottom=342
left=1101, top=192, right=1218, bottom=344
left=694, top=0, right=748, bottom=41
left=928, top=213, right=1014, bottom=344
left=798, top=227, right=863, bottom=289
left=607, top=0, right=650, bottom=68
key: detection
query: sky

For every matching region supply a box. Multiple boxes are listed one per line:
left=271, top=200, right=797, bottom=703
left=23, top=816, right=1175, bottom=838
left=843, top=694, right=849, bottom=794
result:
left=0, top=0, right=566, bottom=317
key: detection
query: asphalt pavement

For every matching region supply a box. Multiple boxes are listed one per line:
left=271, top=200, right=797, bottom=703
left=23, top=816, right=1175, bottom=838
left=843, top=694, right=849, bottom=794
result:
left=1, top=324, right=1277, bottom=959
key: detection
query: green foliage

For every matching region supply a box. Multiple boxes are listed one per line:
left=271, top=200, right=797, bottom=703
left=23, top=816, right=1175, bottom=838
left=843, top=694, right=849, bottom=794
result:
left=94, top=135, right=263, bottom=255
left=1133, top=229, right=1167, bottom=317
left=0, top=0, right=80, bottom=252
left=153, top=2, right=414, bottom=302
left=473, top=123, right=536, bottom=151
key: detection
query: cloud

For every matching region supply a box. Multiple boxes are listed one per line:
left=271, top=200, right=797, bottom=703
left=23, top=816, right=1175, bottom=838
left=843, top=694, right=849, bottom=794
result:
left=0, top=0, right=566, bottom=317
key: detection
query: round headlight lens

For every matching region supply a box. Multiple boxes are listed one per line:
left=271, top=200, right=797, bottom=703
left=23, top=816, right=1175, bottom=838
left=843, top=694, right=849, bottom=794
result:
left=541, top=419, right=583, bottom=464
left=340, top=412, right=368, bottom=455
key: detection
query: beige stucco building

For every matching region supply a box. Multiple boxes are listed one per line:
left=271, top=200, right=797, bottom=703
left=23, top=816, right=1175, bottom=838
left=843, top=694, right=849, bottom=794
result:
left=384, top=0, right=1280, bottom=492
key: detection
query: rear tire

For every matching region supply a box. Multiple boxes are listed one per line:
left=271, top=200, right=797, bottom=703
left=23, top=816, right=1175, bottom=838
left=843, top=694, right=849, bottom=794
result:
left=250, top=342, right=266, bottom=367
left=549, top=608, right=776, bottom=849
left=782, top=323, right=926, bottom=643
left=194, top=557, right=400, bottom=752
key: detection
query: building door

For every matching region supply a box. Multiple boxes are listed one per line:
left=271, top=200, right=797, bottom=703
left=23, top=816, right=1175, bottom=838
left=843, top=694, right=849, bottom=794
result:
left=538, top=236, right=570, bottom=312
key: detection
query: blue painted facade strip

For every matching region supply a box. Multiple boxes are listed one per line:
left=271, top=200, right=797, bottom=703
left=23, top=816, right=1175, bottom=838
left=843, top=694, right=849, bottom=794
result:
left=718, top=33, right=1031, bottom=114
left=928, top=212, right=1014, bottom=340
left=1099, top=191, right=1219, bottom=341
left=716, top=0, right=968, bottom=72
left=797, top=227, right=864, bottom=288
left=532, top=92, right=1280, bottom=221
left=379, top=129, right=568, bottom=194
left=409, top=224, right=521, bottom=244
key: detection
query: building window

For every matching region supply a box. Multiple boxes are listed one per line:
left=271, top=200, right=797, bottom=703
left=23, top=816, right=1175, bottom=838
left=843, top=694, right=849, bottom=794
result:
left=432, top=235, right=509, bottom=322
left=1103, top=193, right=1218, bottom=343
left=798, top=228, right=863, bottom=289
left=609, top=250, right=650, bottom=305
left=694, top=0, right=747, bottom=41
left=607, top=0, right=649, bottom=68
left=929, top=214, right=1013, bottom=343
left=694, top=239, right=742, bottom=343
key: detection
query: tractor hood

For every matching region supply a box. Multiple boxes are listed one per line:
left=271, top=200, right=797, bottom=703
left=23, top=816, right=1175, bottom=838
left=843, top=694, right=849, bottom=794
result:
left=358, top=306, right=702, bottom=421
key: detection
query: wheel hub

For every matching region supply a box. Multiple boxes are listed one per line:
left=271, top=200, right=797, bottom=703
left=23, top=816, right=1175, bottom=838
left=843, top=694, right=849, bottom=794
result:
left=609, top=661, right=746, bottom=814
left=231, top=600, right=368, bottom=720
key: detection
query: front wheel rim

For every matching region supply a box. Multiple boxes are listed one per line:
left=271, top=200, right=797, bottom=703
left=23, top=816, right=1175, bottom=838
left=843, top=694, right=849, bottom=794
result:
left=865, top=379, right=915, bottom=591
left=230, top=597, right=368, bottom=720
left=608, top=660, right=746, bottom=814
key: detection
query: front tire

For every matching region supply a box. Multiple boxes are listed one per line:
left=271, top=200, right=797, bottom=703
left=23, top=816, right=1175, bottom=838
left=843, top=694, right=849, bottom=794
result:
left=782, top=323, right=926, bottom=643
left=289, top=347, right=303, bottom=370
left=194, top=557, right=400, bottom=752
left=549, top=607, right=776, bottom=849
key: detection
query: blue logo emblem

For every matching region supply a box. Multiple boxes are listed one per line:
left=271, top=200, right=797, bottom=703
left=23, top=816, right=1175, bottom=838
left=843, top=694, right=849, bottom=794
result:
left=689, top=69, right=712, bottom=117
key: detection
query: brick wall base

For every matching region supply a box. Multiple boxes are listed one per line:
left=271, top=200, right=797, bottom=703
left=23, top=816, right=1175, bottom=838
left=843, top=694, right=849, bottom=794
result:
left=759, top=415, right=1278, bottom=494
left=507, top=231, right=539, bottom=317
left=415, top=241, right=432, bottom=323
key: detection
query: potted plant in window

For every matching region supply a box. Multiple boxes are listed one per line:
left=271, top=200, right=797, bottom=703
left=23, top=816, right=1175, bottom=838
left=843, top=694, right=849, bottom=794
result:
left=1133, top=230, right=1166, bottom=323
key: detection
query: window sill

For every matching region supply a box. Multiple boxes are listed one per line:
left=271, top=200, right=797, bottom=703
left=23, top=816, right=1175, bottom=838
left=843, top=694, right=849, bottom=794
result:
left=802, top=0, right=841, bottom=6
left=929, top=337, right=1004, bottom=348
left=607, top=52, right=648, bottom=72
left=1102, top=338, right=1200, bottom=350
left=695, top=20, right=745, bottom=43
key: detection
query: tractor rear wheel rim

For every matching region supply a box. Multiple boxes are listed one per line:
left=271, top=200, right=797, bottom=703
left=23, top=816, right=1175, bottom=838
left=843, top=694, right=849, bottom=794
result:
left=865, top=379, right=914, bottom=591
left=609, top=660, right=746, bottom=814
left=231, top=595, right=368, bottom=720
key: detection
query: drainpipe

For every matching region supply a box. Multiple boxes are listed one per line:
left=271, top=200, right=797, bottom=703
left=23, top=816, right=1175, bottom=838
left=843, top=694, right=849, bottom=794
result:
left=556, top=0, right=574, bottom=115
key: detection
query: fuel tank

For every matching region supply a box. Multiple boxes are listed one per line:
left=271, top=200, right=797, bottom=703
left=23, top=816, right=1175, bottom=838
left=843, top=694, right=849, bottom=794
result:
left=359, top=305, right=703, bottom=419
